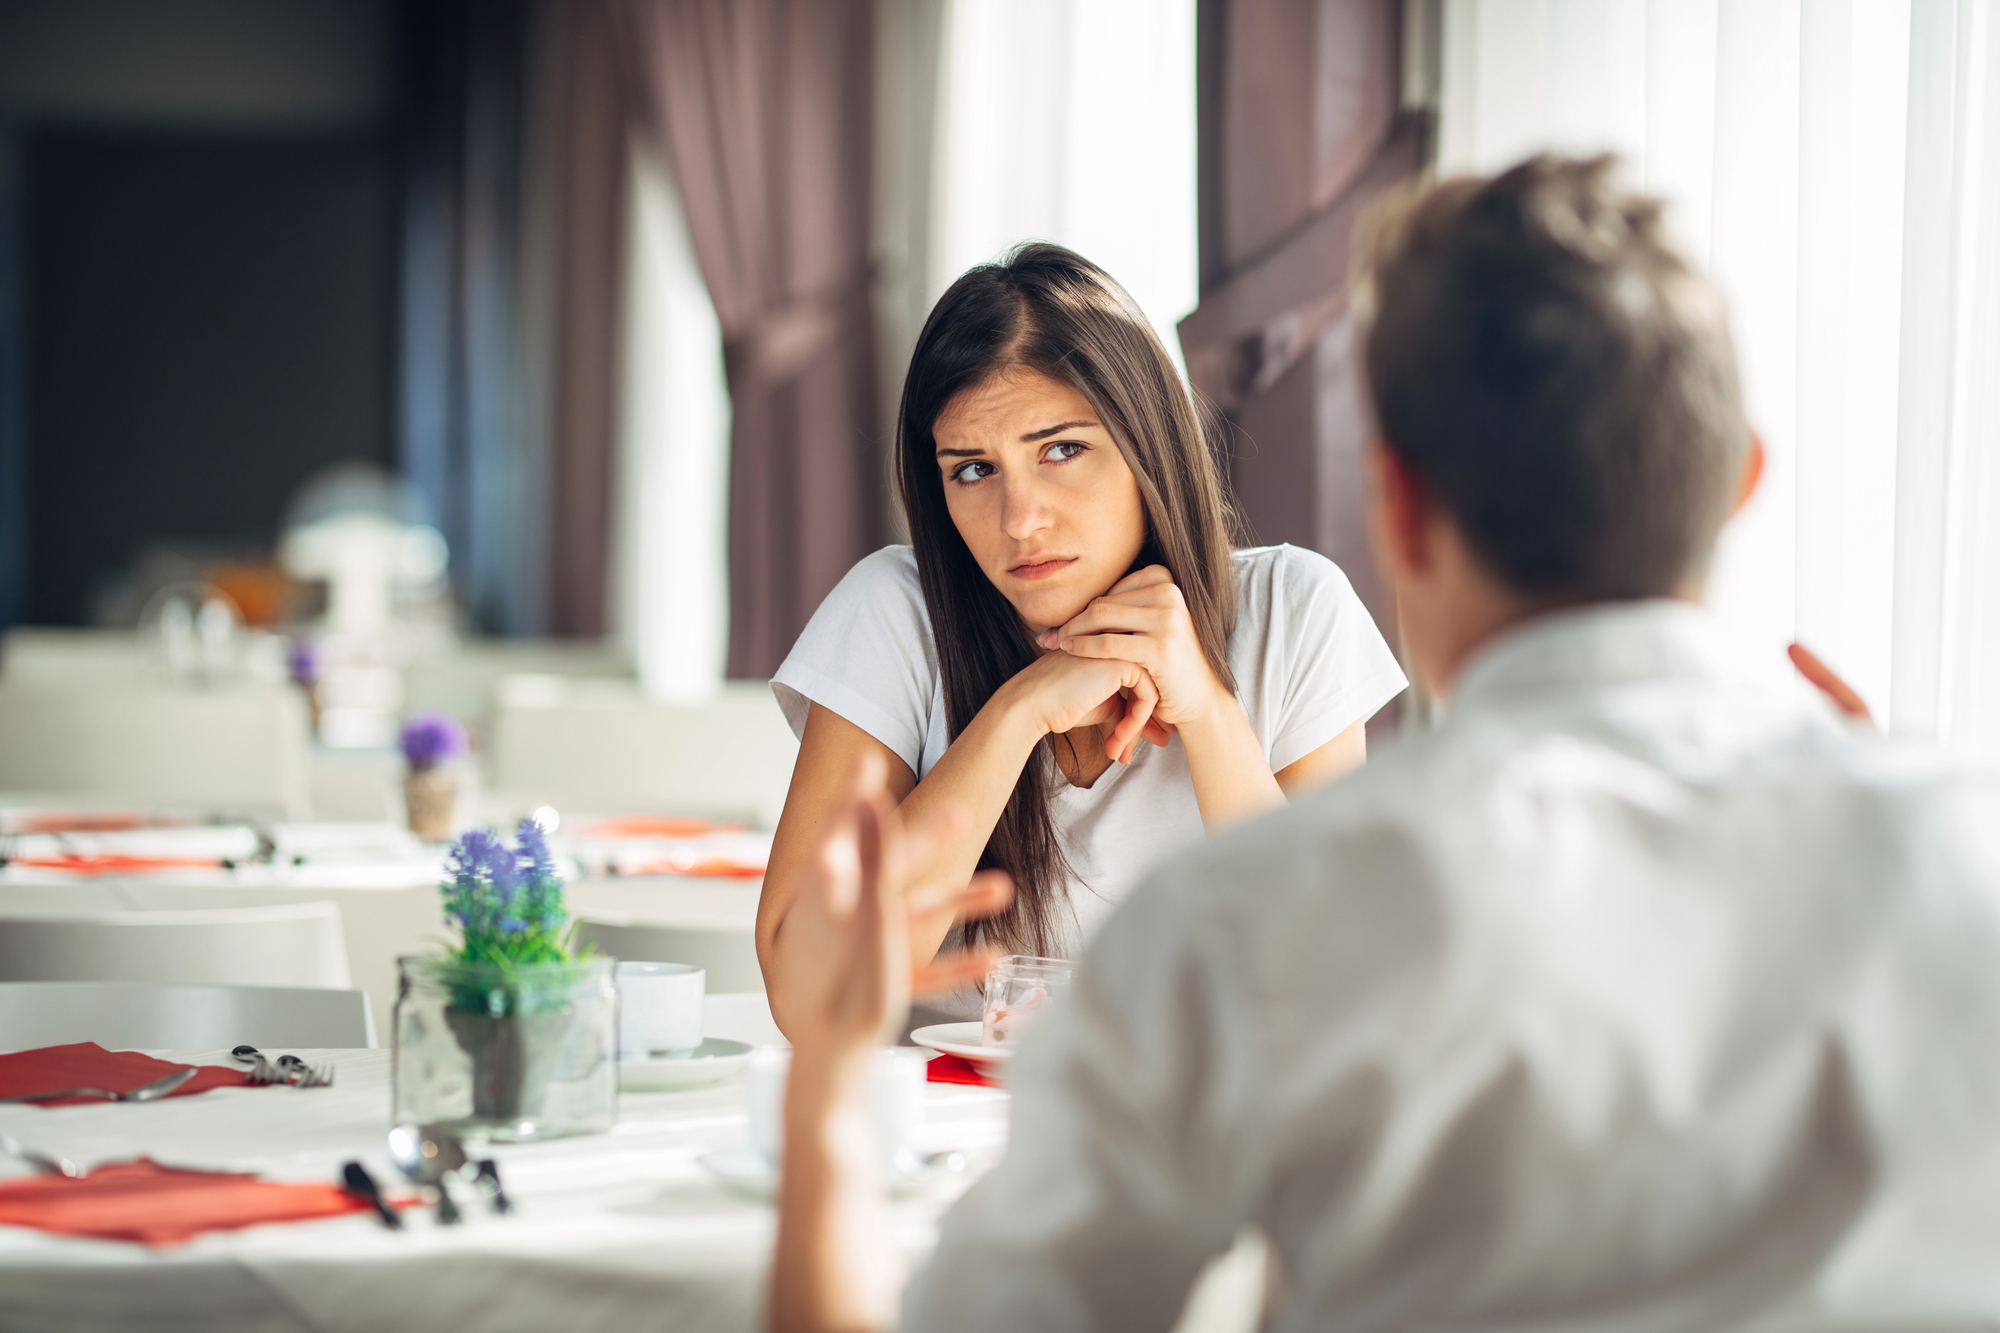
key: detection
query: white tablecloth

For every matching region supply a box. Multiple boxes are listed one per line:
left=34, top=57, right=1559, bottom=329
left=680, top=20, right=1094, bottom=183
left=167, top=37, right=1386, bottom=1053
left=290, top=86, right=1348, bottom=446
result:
left=0, top=996, right=1010, bottom=1333
left=0, top=837, right=763, bottom=1034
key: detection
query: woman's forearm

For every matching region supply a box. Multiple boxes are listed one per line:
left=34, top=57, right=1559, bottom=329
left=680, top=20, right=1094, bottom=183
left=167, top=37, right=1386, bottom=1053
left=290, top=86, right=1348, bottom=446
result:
left=891, top=681, right=1046, bottom=965
left=1175, top=694, right=1287, bottom=831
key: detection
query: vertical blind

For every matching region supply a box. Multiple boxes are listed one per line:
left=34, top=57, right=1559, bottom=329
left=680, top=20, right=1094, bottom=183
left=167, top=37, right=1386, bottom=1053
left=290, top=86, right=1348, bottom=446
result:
left=1438, top=0, right=2000, bottom=755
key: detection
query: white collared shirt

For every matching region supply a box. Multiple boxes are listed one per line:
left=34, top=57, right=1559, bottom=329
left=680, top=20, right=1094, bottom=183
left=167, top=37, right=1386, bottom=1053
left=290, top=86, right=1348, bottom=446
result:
left=905, top=600, right=2000, bottom=1331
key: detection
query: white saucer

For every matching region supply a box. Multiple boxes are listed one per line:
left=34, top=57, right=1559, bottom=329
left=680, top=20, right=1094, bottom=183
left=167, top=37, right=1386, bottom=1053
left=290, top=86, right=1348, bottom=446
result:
left=697, top=1145, right=956, bottom=1199
left=619, top=1038, right=755, bottom=1091
left=909, top=1022, right=1011, bottom=1072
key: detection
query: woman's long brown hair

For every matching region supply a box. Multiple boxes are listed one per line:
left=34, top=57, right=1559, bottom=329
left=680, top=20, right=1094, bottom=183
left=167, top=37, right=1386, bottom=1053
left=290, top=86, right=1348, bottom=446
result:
left=895, top=243, right=1240, bottom=955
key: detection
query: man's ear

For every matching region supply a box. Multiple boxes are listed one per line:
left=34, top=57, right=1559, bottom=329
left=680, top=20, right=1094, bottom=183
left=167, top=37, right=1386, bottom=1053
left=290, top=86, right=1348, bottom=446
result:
left=1731, top=430, right=1766, bottom=518
left=1368, top=443, right=1433, bottom=578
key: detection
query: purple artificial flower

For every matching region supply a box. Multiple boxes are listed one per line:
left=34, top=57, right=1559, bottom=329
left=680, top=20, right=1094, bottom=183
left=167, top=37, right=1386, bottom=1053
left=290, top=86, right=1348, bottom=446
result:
left=400, top=711, right=467, bottom=770
left=499, top=916, right=526, bottom=934
left=516, top=817, right=558, bottom=887
left=446, top=827, right=500, bottom=887
left=286, top=637, right=320, bottom=686
left=482, top=836, right=523, bottom=899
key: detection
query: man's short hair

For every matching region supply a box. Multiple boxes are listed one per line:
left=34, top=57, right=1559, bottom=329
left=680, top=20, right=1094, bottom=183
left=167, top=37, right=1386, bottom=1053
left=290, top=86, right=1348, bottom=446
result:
left=1359, top=155, right=1748, bottom=600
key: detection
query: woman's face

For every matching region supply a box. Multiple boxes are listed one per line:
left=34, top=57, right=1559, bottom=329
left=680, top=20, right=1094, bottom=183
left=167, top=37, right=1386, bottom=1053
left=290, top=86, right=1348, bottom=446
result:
left=933, top=368, right=1148, bottom=633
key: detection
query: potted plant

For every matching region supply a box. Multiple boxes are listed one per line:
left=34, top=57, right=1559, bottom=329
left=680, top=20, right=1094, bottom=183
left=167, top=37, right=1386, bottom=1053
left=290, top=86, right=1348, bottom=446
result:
left=392, top=819, right=617, bottom=1139
left=400, top=711, right=466, bottom=841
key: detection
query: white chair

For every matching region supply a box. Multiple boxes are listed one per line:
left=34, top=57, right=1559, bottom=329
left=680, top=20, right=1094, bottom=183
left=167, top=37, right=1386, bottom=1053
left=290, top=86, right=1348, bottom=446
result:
left=0, top=683, right=312, bottom=818
left=0, top=981, right=375, bottom=1051
left=402, top=638, right=635, bottom=718
left=575, top=917, right=765, bottom=993
left=488, top=679, right=799, bottom=827
left=0, top=903, right=351, bottom=990
left=0, top=628, right=144, bottom=686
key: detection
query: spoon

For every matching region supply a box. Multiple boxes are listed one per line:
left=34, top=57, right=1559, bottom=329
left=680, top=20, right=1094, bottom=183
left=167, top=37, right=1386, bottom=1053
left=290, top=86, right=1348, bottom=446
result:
left=386, top=1123, right=467, bottom=1225
left=0, top=1133, right=82, bottom=1178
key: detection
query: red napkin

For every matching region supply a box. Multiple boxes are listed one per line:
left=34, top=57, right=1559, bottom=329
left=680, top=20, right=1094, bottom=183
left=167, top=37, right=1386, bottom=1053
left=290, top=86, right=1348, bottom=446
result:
left=0, top=1043, right=251, bottom=1108
left=0, top=1158, right=373, bottom=1246
left=622, top=858, right=765, bottom=878
left=11, top=855, right=222, bottom=877
left=926, top=1053, right=1001, bottom=1088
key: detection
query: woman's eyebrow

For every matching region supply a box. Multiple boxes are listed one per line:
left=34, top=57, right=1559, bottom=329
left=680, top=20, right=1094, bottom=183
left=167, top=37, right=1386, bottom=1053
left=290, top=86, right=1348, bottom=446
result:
left=935, top=447, right=984, bottom=458
left=1021, top=419, right=1097, bottom=442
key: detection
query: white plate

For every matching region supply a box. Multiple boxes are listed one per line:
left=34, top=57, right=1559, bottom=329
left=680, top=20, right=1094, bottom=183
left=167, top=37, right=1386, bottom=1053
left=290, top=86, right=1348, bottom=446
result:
left=909, top=1022, right=1011, bottom=1070
left=697, top=1146, right=958, bottom=1199
left=619, top=1038, right=754, bottom=1091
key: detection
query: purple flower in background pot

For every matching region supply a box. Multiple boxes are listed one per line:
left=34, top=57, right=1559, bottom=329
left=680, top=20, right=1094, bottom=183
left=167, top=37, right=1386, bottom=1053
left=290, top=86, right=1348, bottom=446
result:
left=286, top=637, right=324, bottom=732
left=285, top=637, right=320, bottom=686
left=400, top=711, right=468, bottom=842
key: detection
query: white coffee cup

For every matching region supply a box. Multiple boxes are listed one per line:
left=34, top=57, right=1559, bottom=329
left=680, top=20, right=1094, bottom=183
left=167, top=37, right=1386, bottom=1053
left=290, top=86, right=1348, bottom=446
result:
left=615, top=961, right=705, bottom=1058
left=747, top=1046, right=928, bottom=1173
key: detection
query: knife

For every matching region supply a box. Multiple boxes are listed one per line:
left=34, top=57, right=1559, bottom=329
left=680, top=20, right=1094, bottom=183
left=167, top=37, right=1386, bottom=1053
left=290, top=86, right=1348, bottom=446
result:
left=341, top=1160, right=403, bottom=1230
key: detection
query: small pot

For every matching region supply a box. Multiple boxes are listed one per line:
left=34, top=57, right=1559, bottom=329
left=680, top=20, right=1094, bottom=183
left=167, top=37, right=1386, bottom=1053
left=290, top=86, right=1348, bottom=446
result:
left=404, top=765, right=458, bottom=841
left=443, top=1007, right=575, bottom=1120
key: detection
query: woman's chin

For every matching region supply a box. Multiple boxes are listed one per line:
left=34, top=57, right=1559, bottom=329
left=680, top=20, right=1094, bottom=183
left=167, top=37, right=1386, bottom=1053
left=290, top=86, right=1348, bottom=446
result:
left=1008, top=588, right=1095, bottom=636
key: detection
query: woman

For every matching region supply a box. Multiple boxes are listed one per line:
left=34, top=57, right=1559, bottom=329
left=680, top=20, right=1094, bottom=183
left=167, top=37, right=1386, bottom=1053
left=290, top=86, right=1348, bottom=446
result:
left=758, top=243, right=1405, bottom=1029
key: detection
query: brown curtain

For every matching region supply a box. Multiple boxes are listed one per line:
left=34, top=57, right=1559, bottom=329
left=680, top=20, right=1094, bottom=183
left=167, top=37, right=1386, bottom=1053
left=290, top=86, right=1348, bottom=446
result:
left=1182, top=0, right=1425, bottom=717
left=619, top=0, right=884, bottom=678
left=545, top=0, right=631, bottom=637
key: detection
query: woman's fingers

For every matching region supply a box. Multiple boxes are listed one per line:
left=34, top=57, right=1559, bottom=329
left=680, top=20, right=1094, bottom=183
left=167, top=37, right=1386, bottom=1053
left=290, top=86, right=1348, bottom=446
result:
left=1104, top=667, right=1159, bottom=761
left=1041, top=602, right=1164, bottom=647
left=1105, top=564, right=1173, bottom=596
left=1061, top=631, right=1162, bottom=670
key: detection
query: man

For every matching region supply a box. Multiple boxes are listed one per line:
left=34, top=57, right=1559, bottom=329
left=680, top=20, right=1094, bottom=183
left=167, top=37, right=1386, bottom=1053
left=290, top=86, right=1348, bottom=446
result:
left=770, top=156, right=2000, bottom=1331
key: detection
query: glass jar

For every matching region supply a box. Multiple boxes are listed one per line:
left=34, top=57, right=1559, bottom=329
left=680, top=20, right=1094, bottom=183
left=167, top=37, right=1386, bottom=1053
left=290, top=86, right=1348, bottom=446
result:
left=392, top=955, right=617, bottom=1141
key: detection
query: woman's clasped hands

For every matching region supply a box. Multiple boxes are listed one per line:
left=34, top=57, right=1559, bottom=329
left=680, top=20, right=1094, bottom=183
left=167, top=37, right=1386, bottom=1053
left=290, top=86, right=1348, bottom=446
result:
left=1025, top=565, right=1227, bottom=764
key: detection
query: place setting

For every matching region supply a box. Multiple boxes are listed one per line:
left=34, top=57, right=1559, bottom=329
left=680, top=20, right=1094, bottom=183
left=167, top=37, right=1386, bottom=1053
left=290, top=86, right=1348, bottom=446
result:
left=912, top=954, right=1074, bottom=1088
left=0, top=1038, right=375, bottom=1246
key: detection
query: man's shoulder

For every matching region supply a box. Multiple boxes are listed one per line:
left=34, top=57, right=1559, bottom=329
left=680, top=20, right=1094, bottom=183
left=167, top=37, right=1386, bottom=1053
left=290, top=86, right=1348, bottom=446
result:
left=1129, top=735, right=1458, bottom=954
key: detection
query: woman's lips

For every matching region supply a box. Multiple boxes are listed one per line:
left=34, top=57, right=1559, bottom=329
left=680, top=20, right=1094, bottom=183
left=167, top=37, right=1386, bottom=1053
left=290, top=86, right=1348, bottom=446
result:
left=1008, top=557, right=1076, bottom=582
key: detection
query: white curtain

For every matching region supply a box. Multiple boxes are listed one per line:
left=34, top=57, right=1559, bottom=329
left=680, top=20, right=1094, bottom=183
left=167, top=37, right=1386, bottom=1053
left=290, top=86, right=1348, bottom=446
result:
left=612, top=135, right=731, bottom=702
left=932, top=0, right=1200, bottom=364
left=1438, top=0, right=2000, bottom=756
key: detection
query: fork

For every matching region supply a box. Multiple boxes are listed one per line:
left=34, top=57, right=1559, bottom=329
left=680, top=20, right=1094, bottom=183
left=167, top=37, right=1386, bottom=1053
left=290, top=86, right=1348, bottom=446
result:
left=232, top=1047, right=335, bottom=1089
left=0, top=1066, right=195, bottom=1105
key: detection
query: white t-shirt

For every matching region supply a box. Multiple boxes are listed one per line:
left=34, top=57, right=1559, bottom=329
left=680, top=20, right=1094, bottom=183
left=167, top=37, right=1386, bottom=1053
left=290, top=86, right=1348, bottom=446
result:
left=771, top=544, right=1407, bottom=969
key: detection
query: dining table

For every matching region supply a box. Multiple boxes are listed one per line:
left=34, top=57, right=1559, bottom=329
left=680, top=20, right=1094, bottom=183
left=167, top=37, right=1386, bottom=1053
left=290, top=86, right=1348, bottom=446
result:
left=0, top=995, right=1014, bottom=1333
left=0, top=816, right=767, bottom=1028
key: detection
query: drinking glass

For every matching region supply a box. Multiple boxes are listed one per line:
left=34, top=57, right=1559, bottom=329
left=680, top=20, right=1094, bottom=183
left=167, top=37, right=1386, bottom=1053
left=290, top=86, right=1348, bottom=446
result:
left=981, top=955, right=1074, bottom=1046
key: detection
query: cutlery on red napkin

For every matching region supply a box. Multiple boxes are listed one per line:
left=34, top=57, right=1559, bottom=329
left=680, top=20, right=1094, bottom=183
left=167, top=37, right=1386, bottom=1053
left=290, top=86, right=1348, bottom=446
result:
left=0, top=1044, right=251, bottom=1108
left=0, top=1158, right=377, bottom=1245
left=925, top=1053, right=1001, bottom=1089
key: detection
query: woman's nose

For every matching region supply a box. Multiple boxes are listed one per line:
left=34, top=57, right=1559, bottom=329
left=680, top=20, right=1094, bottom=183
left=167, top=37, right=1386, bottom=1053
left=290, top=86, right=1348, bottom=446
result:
left=999, top=479, right=1054, bottom=540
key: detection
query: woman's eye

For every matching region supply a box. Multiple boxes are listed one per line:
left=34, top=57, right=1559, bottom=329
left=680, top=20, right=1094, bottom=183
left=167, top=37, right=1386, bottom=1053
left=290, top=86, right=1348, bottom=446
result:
left=1047, top=441, right=1086, bottom=462
left=948, top=461, right=995, bottom=485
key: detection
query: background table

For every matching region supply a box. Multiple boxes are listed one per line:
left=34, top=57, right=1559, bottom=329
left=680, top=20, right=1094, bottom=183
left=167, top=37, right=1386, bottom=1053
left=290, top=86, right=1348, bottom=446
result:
left=0, top=860, right=761, bottom=1034
left=0, top=996, right=1009, bottom=1333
